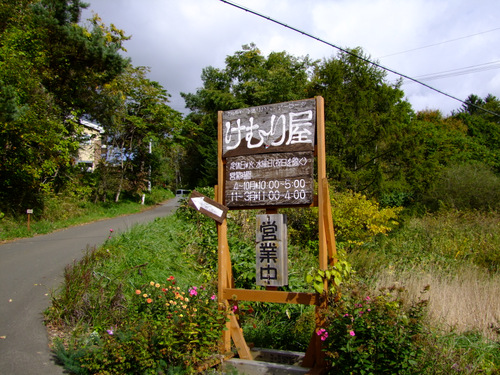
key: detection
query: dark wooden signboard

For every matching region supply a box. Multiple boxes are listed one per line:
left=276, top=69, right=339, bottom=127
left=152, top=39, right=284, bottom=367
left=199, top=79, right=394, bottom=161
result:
left=225, top=151, right=314, bottom=208
left=188, top=190, right=228, bottom=223
left=222, top=98, right=317, bottom=209
left=222, top=99, right=316, bottom=157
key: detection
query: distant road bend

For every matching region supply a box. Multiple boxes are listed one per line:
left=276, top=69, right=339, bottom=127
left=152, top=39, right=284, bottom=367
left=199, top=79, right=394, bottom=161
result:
left=0, top=198, right=180, bottom=375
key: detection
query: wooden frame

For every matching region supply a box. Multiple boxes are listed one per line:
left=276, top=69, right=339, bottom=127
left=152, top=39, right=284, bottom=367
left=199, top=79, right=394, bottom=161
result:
left=216, top=96, right=337, bottom=371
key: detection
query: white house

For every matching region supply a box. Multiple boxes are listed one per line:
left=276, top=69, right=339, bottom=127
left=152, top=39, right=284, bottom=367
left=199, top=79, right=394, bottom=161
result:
left=76, top=119, right=105, bottom=171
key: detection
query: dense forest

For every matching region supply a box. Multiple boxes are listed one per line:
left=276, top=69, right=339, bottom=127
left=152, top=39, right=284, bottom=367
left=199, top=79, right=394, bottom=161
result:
left=1, top=0, right=499, bottom=218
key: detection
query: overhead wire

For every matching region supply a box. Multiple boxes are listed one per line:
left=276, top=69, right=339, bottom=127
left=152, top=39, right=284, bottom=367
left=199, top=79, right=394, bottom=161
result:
left=405, top=60, right=500, bottom=84
left=378, top=27, right=500, bottom=59
left=219, top=0, right=500, bottom=118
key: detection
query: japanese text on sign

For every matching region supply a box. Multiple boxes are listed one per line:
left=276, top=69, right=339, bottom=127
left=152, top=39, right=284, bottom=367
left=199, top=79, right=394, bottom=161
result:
left=225, top=152, right=314, bottom=208
left=256, top=214, right=288, bottom=287
left=222, top=99, right=316, bottom=157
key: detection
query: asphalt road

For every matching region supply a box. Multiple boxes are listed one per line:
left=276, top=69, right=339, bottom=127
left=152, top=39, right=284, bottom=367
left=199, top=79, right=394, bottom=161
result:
left=0, top=198, right=181, bottom=374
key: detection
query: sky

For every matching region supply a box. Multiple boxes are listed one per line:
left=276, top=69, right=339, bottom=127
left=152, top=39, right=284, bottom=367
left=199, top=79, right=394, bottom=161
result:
left=81, top=0, right=500, bottom=116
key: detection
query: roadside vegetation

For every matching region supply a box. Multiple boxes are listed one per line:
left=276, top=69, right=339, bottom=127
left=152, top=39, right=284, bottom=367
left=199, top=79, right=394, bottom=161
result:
left=44, top=186, right=500, bottom=374
left=0, top=187, right=173, bottom=241
left=2, top=1, right=499, bottom=374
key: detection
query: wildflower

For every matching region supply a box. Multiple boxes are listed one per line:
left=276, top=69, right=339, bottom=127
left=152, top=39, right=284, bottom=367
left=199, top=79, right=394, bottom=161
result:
left=184, top=298, right=189, bottom=302
left=143, top=294, right=148, bottom=298
left=365, top=296, right=371, bottom=301
left=232, top=305, right=238, bottom=312
left=211, top=294, right=216, bottom=300
left=155, top=283, right=160, bottom=288
left=150, top=281, right=155, bottom=286
left=349, top=330, right=355, bottom=336
left=344, top=313, right=349, bottom=317
left=317, top=328, right=328, bottom=341
left=146, top=298, right=153, bottom=304
left=106, top=328, right=114, bottom=335
left=135, top=290, right=141, bottom=295
left=189, top=287, right=198, bottom=296
left=109, top=229, right=113, bottom=233
left=168, top=276, right=175, bottom=281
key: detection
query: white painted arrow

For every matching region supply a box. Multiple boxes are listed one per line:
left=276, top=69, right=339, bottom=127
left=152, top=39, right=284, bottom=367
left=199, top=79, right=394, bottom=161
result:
left=191, top=197, right=224, bottom=218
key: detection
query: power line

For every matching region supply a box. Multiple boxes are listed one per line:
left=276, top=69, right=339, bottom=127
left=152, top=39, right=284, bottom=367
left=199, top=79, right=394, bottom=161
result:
left=379, top=27, right=500, bottom=59
left=219, top=0, right=500, bottom=118
left=405, top=60, right=500, bottom=84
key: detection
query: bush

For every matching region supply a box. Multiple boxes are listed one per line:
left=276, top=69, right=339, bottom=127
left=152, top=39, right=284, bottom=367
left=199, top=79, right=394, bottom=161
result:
left=286, top=189, right=403, bottom=252
left=53, top=277, right=227, bottom=374
left=321, top=282, right=428, bottom=374
left=426, top=162, right=500, bottom=211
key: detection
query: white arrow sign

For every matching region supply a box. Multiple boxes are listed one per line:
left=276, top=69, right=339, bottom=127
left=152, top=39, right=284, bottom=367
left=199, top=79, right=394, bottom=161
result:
left=191, top=197, right=224, bottom=218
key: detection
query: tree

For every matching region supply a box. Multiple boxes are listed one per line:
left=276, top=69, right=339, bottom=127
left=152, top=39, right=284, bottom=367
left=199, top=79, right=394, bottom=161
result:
left=453, top=94, right=500, bottom=172
left=308, top=48, right=414, bottom=196
left=0, top=0, right=128, bottom=213
left=92, top=65, right=187, bottom=202
left=181, top=43, right=314, bottom=187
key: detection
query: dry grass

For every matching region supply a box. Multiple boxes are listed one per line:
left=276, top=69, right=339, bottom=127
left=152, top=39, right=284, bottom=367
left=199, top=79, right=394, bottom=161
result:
left=375, top=266, right=500, bottom=340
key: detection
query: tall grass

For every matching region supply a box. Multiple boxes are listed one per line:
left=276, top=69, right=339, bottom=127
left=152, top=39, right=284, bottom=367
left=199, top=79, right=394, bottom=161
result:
left=350, top=210, right=500, bottom=346
left=0, top=188, right=174, bottom=241
left=375, top=267, right=500, bottom=340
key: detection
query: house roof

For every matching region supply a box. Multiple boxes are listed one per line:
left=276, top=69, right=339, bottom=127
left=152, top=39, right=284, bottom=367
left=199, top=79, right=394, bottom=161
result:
left=80, top=119, right=104, bottom=134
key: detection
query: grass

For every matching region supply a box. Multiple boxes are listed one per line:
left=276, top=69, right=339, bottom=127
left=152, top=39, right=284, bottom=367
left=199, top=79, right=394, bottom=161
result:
left=0, top=188, right=174, bottom=241
left=43, top=199, right=500, bottom=373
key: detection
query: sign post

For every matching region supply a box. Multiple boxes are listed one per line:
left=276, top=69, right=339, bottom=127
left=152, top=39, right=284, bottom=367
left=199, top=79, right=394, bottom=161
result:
left=212, top=97, right=336, bottom=370
left=26, top=209, right=33, bottom=231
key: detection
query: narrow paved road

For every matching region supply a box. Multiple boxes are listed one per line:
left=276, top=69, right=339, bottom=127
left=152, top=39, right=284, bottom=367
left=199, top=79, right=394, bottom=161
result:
left=0, top=198, right=180, bottom=374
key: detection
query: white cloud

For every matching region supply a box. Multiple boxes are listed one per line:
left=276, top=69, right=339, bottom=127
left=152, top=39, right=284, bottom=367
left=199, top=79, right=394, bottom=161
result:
left=82, top=0, right=500, bottom=116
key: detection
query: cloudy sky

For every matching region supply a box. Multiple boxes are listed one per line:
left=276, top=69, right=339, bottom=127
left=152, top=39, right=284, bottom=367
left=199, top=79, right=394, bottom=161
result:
left=81, top=0, right=500, bottom=116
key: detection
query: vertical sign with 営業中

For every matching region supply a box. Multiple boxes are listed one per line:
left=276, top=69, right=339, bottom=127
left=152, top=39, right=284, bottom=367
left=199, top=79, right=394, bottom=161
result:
left=223, top=99, right=316, bottom=208
left=256, top=214, right=287, bottom=287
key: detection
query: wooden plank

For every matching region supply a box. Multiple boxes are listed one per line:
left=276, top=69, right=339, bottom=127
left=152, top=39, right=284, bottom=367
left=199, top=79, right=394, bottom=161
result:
left=222, top=98, right=316, bottom=157
left=223, top=288, right=318, bottom=305
left=229, top=313, right=252, bottom=360
left=225, top=151, right=314, bottom=208
left=217, top=113, right=232, bottom=353
left=255, top=214, right=288, bottom=287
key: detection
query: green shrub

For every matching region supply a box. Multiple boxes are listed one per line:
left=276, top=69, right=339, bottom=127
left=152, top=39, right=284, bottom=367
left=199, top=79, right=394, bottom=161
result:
left=322, top=282, right=428, bottom=374
left=53, top=277, right=226, bottom=374
left=426, top=162, right=500, bottom=211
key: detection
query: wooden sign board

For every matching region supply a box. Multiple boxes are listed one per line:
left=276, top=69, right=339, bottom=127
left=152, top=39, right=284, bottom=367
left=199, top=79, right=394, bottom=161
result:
left=188, top=191, right=228, bottom=224
left=256, top=214, right=288, bottom=287
left=225, top=151, right=314, bottom=208
left=222, top=99, right=316, bottom=157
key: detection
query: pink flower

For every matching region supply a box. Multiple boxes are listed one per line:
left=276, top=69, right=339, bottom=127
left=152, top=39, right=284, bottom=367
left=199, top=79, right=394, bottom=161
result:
left=365, top=296, right=371, bottom=301
left=189, top=287, right=198, bottom=296
left=317, top=328, right=328, bottom=341
left=211, top=294, right=216, bottom=300
left=349, top=330, right=355, bottom=336
left=232, top=305, right=238, bottom=312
